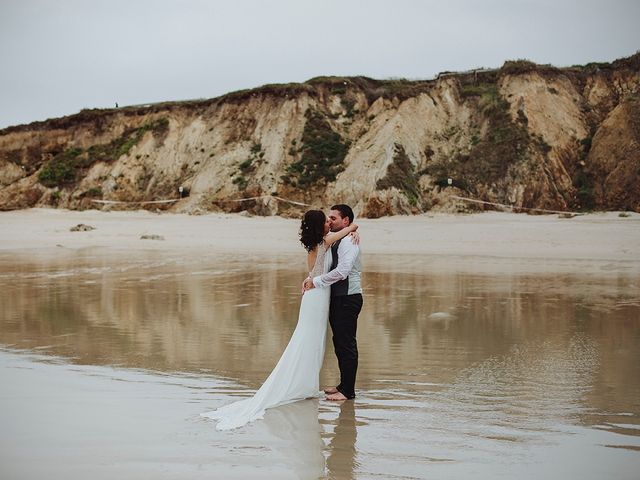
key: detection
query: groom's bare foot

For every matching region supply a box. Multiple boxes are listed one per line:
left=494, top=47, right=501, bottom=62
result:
left=326, top=391, right=348, bottom=401
left=324, top=387, right=339, bottom=394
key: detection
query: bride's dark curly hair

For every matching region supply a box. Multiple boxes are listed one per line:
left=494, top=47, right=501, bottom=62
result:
left=299, top=210, right=326, bottom=252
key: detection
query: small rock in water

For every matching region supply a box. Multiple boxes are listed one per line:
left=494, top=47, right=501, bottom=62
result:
left=428, top=312, right=451, bottom=319
left=140, top=234, right=165, bottom=241
left=70, top=224, right=95, bottom=232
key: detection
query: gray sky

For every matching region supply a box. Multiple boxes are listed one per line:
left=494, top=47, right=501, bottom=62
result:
left=1, top=0, right=638, bottom=129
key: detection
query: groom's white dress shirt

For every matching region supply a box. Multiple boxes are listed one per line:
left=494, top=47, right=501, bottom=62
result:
left=312, top=236, right=362, bottom=295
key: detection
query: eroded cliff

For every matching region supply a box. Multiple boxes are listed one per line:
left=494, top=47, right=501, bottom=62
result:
left=1, top=53, right=638, bottom=216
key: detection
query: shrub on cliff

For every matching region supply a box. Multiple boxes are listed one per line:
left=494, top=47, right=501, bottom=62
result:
left=283, top=110, right=349, bottom=188
left=424, top=83, right=534, bottom=191
left=38, top=148, right=83, bottom=187
left=376, top=144, right=420, bottom=206
left=37, top=119, right=168, bottom=189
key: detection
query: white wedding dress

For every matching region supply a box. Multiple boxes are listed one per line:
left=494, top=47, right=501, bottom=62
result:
left=201, top=243, right=332, bottom=430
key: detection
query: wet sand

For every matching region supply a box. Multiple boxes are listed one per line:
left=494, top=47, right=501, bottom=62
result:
left=0, top=348, right=326, bottom=480
left=3, top=342, right=639, bottom=480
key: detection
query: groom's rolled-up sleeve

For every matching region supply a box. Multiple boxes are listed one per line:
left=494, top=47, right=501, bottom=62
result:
left=312, top=239, right=358, bottom=289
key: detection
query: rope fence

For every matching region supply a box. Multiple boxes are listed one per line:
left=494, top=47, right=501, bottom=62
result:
left=222, top=195, right=311, bottom=207
left=450, top=195, right=582, bottom=215
left=90, top=194, right=577, bottom=215
left=90, top=194, right=311, bottom=207
left=90, top=199, right=180, bottom=205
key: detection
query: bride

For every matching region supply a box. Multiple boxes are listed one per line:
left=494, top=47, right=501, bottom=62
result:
left=201, top=209, right=358, bottom=430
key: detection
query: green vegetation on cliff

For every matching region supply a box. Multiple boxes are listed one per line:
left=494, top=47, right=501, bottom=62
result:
left=424, top=82, right=540, bottom=192
left=38, top=148, right=83, bottom=188
left=37, top=118, right=168, bottom=189
left=87, top=118, right=168, bottom=163
left=376, top=144, right=420, bottom=205
left=283, top=110, right=350, bottom=188
left=232, top=142, right=263, bottom=192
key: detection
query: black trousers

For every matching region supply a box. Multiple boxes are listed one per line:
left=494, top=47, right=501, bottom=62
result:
left=329, top=293, right=363, bottom=399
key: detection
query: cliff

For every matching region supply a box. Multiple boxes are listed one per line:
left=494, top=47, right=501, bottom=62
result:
left=1, top=53, right=639, bottom=217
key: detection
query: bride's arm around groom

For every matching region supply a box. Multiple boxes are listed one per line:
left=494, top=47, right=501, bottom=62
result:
left=305, top=233, right=360, bottom=291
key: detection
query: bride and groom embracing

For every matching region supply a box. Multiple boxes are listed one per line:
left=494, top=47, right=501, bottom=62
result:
left=202, top=204, right=363, bottom=431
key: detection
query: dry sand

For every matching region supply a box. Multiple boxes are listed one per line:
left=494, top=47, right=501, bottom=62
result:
left=1, top=208, right=638, bottom=274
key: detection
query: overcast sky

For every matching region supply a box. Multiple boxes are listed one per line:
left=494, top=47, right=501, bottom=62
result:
left=1, top=0, right=638, bottom=129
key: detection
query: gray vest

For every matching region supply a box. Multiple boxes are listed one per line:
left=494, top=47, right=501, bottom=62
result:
left=330, top=239, right=362, bottom=297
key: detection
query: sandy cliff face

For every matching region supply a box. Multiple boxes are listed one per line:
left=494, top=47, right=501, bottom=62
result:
left=586, top=96, right=640, bottom=209
left=1, top=54, right=639, bottom=216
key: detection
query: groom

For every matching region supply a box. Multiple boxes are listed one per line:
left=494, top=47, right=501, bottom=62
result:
left=303, top=204, right=363, bottom=401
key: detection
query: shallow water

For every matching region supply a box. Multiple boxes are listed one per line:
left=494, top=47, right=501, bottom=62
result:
left=1, top=250, right=639, bottom=479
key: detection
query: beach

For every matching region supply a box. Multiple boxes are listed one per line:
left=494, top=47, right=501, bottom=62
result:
left=1, top=208, right=640, bottom=479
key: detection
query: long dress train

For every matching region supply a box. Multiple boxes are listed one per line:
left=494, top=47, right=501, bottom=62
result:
left=201, top=243, right=331, bottom=430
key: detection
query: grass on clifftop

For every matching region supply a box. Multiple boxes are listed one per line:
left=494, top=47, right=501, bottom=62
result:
left=4, top=52, right=638, bottom=137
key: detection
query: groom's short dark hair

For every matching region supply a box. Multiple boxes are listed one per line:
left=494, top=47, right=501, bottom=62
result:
left=331, top=204, right=354, bottom=224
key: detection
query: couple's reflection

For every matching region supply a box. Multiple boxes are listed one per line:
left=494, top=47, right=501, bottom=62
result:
left=326, top=400, right=357, bottom=479
left=261, top=399, right=325, bottom=478
left=260, top=398, right=357, bottom=479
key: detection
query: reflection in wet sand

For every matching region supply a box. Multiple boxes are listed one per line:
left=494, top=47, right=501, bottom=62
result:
left=325, top=401, right=358, bottom=479
left=262, top=400, right=325, bottom=478
left=0, top=349, right=326, bottom=480
left=1, top=251, right=640, bottom=478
